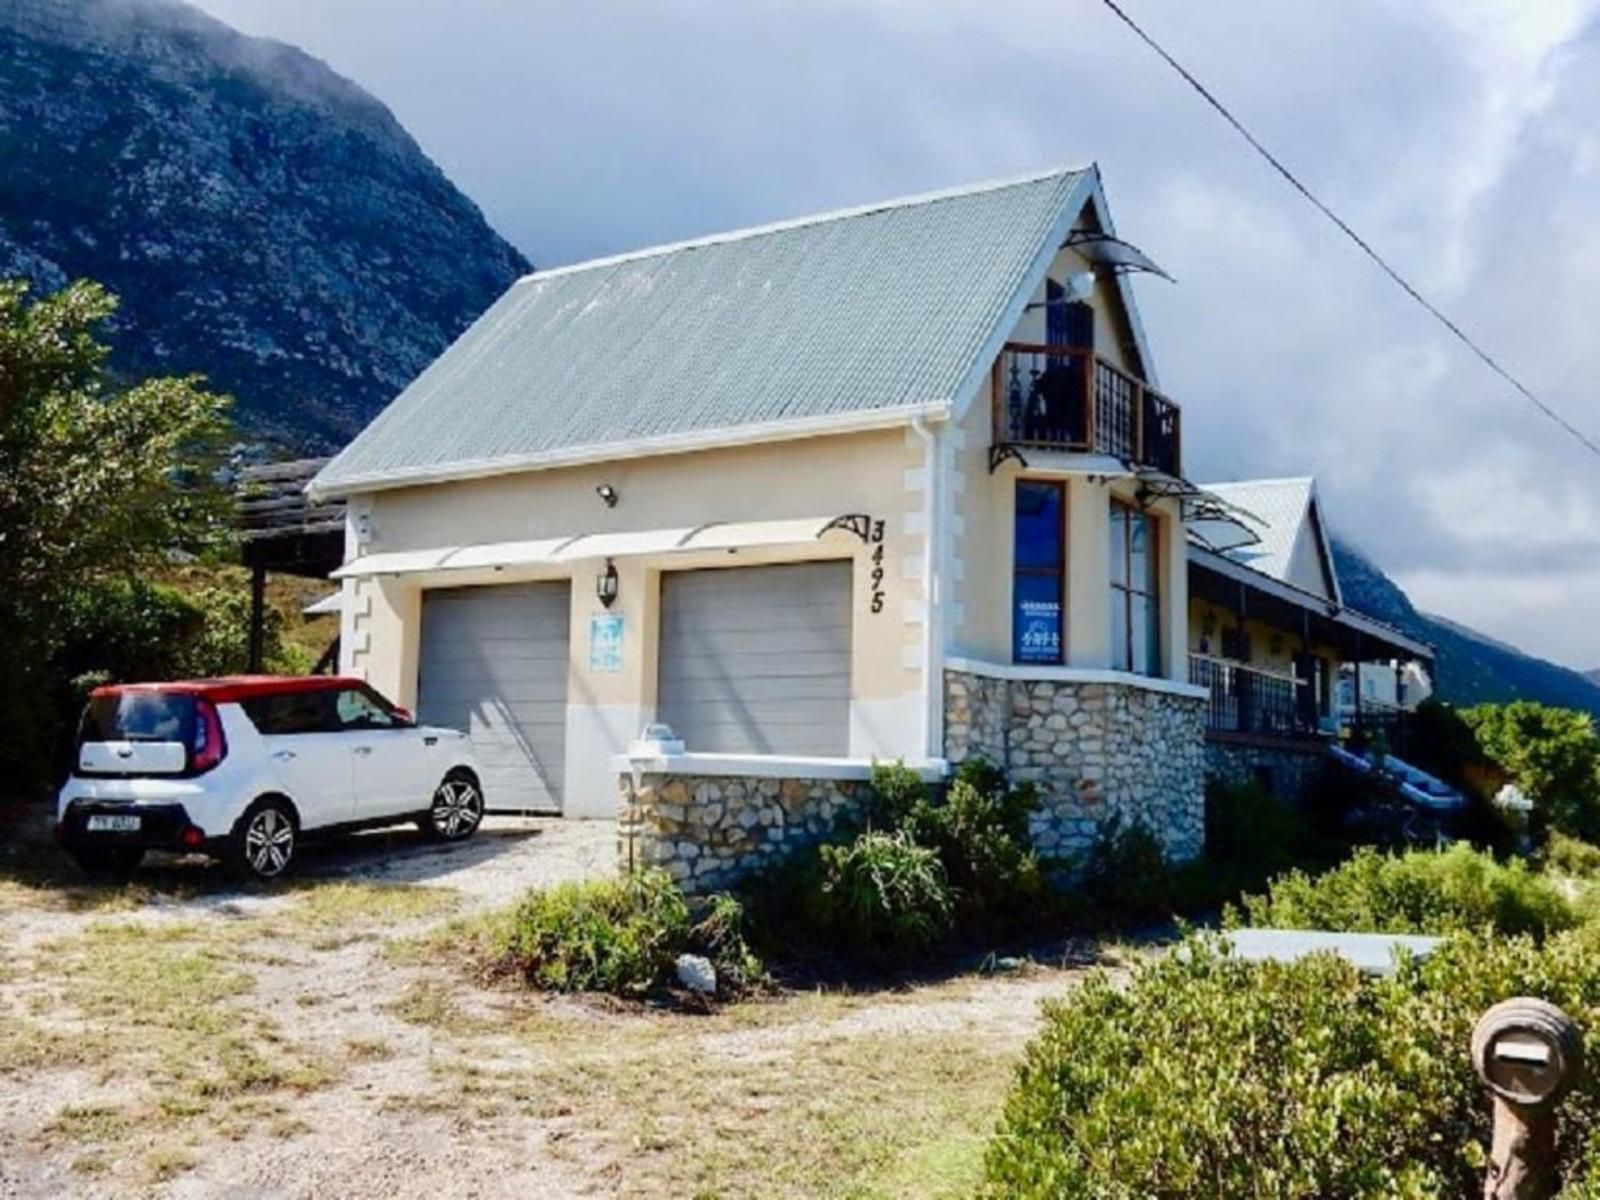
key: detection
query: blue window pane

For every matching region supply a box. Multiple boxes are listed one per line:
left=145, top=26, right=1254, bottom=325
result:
left=1014, top=482, right=1062, bottom=569
left=1014, top=574, right=1062, bottom=664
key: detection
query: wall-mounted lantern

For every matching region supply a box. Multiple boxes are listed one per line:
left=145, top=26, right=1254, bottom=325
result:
left=596, top=558, right=620, bottom=609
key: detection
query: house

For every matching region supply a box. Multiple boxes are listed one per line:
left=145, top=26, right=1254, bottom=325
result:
left=1187, top=477, right=1434, bottom=796
left=309, top=166, right=1398, bottom=890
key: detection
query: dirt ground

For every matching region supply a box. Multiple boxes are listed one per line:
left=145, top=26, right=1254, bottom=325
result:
left=0, top=814, right=1109, bottom=1199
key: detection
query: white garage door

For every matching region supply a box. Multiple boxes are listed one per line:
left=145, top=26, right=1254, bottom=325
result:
left=418, top=581, right=570, bottom=812
left=657, top=561, right=852, bottom=756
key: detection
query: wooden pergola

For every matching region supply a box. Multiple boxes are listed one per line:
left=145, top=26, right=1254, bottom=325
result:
left=235, top=458, right=345, bottom=672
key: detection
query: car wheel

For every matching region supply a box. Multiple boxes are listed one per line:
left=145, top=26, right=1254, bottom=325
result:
left=227, top=798, right=298, bottom=881
left=423, top=770, right=483, bottom=841
left=69, top=847, right=145, bottom=883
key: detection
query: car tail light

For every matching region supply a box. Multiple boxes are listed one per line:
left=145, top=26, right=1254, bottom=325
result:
left=190, top=699, right=227, bottom=775
left=180, top=825, right=206, bottom=849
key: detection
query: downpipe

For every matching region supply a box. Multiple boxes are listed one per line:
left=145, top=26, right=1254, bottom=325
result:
left=909, top=415, right=943, bottom=765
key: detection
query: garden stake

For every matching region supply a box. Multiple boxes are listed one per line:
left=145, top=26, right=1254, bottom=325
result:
left=1471, top=998, right=1583, bottom=1200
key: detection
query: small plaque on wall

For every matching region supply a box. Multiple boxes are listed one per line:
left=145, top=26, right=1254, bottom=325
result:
left=589, top=614, right=624, bottom=673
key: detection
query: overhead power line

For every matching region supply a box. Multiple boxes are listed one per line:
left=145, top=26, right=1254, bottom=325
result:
left=1098, top=0, right=1600, bottom=461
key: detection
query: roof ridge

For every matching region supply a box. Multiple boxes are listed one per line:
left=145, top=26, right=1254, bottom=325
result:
left=517, top=164, right=1091, bottom=284
left=1200, top=475, right=1316, bottom=489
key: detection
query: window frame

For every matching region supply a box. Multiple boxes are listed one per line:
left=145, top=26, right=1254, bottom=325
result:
left=1011, top=478, right=1068, bottom=666
left=1108, top=499, right=1161, bottom=676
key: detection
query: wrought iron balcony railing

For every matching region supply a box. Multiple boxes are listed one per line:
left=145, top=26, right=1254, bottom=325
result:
left=994, top=343, right=1181, bottom=476
left=1189, top=653, right=1320, bottom=739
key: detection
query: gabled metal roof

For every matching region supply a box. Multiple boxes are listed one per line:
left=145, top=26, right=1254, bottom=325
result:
left=313, top=167, right=1092, bottom=496
left=1191, top=477, right=1343, bottom=606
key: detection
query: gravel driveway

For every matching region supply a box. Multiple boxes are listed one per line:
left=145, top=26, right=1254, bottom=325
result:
left=0, top=813, right=1099, bottom=1199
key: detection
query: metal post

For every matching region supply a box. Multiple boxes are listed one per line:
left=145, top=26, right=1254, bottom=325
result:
left=1471, top=998, right=1582, bottom=1200
left=247, top=562, right=266, bottom=673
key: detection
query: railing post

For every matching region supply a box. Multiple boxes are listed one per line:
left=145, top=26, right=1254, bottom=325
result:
left=1134, top=381, right=1145, bottom=464
left=1084, top=352, right=1097, bottom=454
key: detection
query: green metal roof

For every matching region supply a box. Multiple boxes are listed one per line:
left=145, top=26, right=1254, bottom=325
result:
left=313, top=167, right=1092, bottom=495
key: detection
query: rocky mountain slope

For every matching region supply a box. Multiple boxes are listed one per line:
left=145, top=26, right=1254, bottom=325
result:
left=1333, top=536, right=1600, bottom=720
left=0, top=0, right=528, bottom=451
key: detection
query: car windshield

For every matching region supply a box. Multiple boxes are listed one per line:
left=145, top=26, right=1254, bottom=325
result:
left=80, top=692, right=195, bottom=744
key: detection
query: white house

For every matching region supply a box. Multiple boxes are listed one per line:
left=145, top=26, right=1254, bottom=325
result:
left=310, top=166, right=1275, bottom=887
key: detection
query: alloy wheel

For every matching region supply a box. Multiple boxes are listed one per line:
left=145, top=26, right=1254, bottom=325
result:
left=245, top=807, right=294, bottom=877
left=432, top=779, right=483, bottom=838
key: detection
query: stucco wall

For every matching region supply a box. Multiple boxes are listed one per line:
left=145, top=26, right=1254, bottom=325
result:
left=341, top=428, right=931, bottom=815
left=944, top=664, right=1206, bottom=862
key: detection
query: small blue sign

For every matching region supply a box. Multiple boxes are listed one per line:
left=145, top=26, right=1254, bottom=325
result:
left=589, top=614, right=624, bottom=673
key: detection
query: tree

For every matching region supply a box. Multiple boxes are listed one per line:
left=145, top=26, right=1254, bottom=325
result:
left=0, top=279, right=232, bottom=785
left=1463, top=701, right=1600, bottom=841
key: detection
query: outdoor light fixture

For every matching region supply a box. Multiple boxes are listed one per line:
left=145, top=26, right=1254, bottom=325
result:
left=596, top=558, right=619, bottom=609
left=596, top=484, right=618, bottom=508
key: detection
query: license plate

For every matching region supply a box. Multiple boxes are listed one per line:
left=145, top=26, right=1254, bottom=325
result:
left=86, top=814, right=141, bottom=833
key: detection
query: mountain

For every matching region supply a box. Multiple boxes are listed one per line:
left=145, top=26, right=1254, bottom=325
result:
left=0, top=0, right=528, bottom=452
left=1332, top=536, right=1600, bottom=720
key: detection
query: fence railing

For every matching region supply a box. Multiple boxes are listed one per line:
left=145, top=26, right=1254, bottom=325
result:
left=995, top=343, right=1181, bottom=475
left=1189, top=654, right=1318, bottom=738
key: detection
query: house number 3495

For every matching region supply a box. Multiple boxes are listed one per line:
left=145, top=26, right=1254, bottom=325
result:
left=868, top=519, right=886, bottom=614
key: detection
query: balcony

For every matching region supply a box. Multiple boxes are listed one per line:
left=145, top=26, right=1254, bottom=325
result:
left=1189, top=654, right=1323, bottom=740
left=993, top=343, right=1181, bottom=476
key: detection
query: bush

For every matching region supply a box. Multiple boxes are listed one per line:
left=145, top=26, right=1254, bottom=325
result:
left=902, top=759, right=1045, bottom=920
left=806, top=831, right=954, bottom=951
left=1235, top=843, right=1577, bottom=938
left=983, top=928, right=1600, bottom=1197
left=1078, top=817, right=1177, bottom=926
left=492, top=871, right=763, bottom=997
left=866, top=759, right=929, bottom=830
left=1199, top=777, right=1323, bottom=902
left=1543, top=832, right=1600, bottom=878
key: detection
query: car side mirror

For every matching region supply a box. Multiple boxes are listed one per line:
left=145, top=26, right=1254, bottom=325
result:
left=392, top=706, right=414, bottom=726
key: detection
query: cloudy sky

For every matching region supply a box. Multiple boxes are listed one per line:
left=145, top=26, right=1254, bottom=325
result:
left=193, top=0, right=1600, bottom=671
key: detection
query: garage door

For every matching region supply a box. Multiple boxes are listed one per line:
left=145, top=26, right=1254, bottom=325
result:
left=658, top=561, right=852, bottom=756
left=418, top=581, right=570, bottom=812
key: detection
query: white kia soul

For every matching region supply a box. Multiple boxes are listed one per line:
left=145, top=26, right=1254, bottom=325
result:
left=56, top=676, right=484, bottom=881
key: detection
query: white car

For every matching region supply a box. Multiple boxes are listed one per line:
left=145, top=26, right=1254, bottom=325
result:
left=56, top=676, right=484, bottom=881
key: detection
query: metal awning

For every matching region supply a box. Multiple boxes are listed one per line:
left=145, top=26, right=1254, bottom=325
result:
left=332, top=515, right=862, bottom=579
left=1064, top=232, right=1174, bottom=281
left=302, top=591, right=343, bottom=616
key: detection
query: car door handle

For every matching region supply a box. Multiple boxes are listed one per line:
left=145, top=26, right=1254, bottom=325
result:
left=353, top=745, right=373, bottom=757
left=272, top=749, right=297, bottom=761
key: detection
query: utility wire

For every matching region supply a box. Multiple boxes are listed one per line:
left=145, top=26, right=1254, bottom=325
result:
left=1098, top=0, right=1600, bottom=460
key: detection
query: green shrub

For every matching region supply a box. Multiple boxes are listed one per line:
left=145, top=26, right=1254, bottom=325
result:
left=807, top=831, right=954, bottom=951
left=1078, top=817, right=1176, bottom=926
left=867, top=759, right=929, bottom=830
left=1542, top=832, right=1600, bottom=879
left=492, top=871, right=764, bottom=998
left=984, top=927, right=1600, bottom=1197
left=1236, top=843, right=1576, bottom=938
left=1193, top=777, right=1324, bottom=906
left=903, top=759, right=1044, bottom=920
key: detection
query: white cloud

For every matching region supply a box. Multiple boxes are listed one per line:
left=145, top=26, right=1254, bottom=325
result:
left=191, top=0, right=1600, bottom=670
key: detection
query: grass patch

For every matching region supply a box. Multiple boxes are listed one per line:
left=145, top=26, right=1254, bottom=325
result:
left=414, top=989, right=1034, bottom=1199
left=43, top=1103, right=134, bottom=1146
left=385, top=979, right=467, bottom=1030
left=35, top=919, right=336, bottom=1126
left=279, top=881, right=461, bottom=932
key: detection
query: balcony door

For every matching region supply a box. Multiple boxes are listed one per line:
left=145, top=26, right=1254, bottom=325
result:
left=1030, top=280, right=1094, bottom=445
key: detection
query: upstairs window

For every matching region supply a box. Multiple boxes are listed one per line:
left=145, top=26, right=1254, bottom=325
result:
left=1110, top=502, right=1160, bottom=675
left=1013, top=481, right=1065, bottom=665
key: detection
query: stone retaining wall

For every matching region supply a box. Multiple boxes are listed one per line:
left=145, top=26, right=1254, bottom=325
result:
left=616, top=772, right=866, bottom=894
left=944, top=668, right=1206, bottom=861
left=1204, top=737, right=1328, bottom=806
